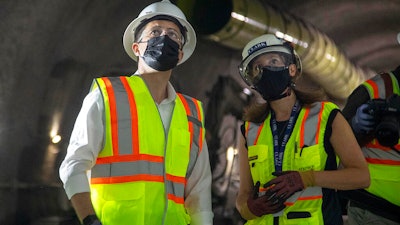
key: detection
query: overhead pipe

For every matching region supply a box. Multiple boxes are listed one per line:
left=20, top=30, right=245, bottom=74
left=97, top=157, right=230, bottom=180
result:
left=176, top=0, right=375, bottom=100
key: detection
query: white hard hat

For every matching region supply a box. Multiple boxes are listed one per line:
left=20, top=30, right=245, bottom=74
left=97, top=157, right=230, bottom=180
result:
left=123, top=0, right=196, bottom=64
left=239, top=34, right=302, bottom=86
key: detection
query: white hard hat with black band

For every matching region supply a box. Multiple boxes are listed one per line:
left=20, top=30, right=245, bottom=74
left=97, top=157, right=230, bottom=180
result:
left=238, top=34, right=302, bottom=87
left=123, top=0, right=196, bottom=64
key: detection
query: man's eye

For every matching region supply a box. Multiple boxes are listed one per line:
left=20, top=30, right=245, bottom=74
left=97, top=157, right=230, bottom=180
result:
left=150, top=29, right=161, bottom=36
left=169, top=32, right=178, bottom=39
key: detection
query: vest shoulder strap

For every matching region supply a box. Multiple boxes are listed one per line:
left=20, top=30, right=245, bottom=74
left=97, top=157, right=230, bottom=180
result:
left=176, top=93, right=205, bottom=178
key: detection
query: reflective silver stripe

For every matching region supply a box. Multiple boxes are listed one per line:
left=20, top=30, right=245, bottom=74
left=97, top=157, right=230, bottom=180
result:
left=166, top=179, right=185, bottom=199
left=92, top=160, right=185, bottom=199
left=286, top=186, right=322, bottom=204
left=303, top=103, right=323, bottom=146
left=92, top=161, right=164, bottom=177
left=108, top=77, right=134, bottom=155
left=178, top=94, right=202, bottom=178
left=364, top=147, right=400, bottom=161
left=246, top=122, right=261, bottom=145
left=369, top=74, right=387, bottom=98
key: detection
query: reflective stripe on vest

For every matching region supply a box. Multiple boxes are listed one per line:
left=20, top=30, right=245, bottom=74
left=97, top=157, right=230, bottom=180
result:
left=362, top=72, right=400, bottom=152
left=244, top=102, right=337, bottom=224
left=177, top=93, right=203, bottom=178
left=361, top=72, right=400, bottom=206
left=362, top=72, right=400, bottom=163
left=90, top=76, right=204, bottom=203
left=363, top=72, right=399, bottom=99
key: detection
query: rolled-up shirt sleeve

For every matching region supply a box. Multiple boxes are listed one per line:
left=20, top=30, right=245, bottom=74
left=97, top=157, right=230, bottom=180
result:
left=184, top=140, right=214, bottom=225
left=59, top=89, right=104, bottom=199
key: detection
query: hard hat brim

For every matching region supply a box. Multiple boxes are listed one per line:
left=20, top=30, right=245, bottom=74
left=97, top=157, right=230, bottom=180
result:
left=240, top=46, right=292, bottom=72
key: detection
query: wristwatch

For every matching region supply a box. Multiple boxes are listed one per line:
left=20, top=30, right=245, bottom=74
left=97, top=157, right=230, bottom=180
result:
left=82, top=214, right=102, bottom=225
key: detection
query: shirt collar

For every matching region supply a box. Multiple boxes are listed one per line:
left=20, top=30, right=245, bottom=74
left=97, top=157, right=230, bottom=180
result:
left=132, top=72, right=176, bottom=105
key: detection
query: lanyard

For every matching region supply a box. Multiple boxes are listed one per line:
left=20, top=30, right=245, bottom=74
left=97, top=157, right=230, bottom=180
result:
left=270, top=100, right=300, bottom=171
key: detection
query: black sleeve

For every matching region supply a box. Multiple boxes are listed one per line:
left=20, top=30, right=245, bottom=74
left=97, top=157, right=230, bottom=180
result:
left=324, top=109, right=340, bottom=170
left=321, top=109, right=345, bottom=224
left=342, top=85, right=370, bottom=121
left=342, top=85, right=375, bottom=145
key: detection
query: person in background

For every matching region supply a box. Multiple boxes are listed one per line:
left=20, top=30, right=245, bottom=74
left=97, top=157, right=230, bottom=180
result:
left=235, top=34, right=370, bottom=225
left=59, top=1, right=213, bottom=225
left=340, top=65, right=400, bottom=225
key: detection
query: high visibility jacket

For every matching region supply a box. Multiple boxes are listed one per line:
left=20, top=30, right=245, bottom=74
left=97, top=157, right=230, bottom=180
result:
left=244, top=102, right=338, bottom=225
left=361, top=71, right=400, bottom=206
left=89, top=75, right=205, bottom=225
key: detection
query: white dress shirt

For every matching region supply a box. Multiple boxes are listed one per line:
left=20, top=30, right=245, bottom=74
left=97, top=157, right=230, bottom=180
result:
left=59, top=76, right=214, bottom=225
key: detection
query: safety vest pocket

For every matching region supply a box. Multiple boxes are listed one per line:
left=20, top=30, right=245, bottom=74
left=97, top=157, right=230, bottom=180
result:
left=168, top=128, right=190, bottom=177
left=93, top=183, right=146, bottom=225
left=248, top=145, right=273, bottom=183
left=294, top=145, right=321, bottom=171
left=284, top=210, right=321, bottom=225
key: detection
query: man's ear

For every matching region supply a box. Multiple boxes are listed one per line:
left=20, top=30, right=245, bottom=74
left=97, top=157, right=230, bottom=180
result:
left=132, top=43, right=140, bottom=57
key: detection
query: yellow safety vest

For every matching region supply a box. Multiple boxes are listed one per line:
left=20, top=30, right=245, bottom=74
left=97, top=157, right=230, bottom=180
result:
left=244, top=102, right=338, bottom=225
left=89, top=75, right=205, bottom=225
left=362, top=72, right=400, bottom=206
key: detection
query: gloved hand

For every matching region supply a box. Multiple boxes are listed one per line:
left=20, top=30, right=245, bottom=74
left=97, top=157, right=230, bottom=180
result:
left=247, top=181, right=286, bottom=217
left=264, top=171, right=315, bottom=201
left=351, top=103, right=376, bottom=133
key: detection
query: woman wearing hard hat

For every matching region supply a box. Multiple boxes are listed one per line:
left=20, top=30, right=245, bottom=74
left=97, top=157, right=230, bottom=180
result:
left=59, top=1, right=213, bottom=225
left=235, top=34, right=370, bottom=225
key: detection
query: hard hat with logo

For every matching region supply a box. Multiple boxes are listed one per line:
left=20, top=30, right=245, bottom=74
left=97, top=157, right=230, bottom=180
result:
left=238, top=34, right=302, bottom=86
left=123, top=0, right=196, bottom=64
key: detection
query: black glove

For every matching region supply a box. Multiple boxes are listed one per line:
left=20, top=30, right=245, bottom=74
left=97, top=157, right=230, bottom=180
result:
left=264, top=171, right=306, bottom=201
left=247, top=181, right=286, bottom=217
left=83, top=215, right=102, bottom=225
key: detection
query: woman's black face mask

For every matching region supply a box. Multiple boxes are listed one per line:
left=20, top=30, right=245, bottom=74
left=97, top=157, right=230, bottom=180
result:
left=141, top=35, right=180, bottom=71
left=253, top=66, right=292, bottom=101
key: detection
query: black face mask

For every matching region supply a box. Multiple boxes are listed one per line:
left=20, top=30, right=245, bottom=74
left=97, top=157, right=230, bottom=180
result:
left=141, top=35, right=180, bottom=71
left=253, top=66, right=292, bottom=101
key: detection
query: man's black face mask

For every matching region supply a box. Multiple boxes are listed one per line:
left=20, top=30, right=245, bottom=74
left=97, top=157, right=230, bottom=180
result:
left=141, top=35, right=180, bottom=71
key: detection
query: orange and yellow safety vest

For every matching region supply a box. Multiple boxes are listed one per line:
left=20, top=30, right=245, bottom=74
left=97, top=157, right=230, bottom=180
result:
left=89, top=75, right=205, bottom=225
left=362, top=72, right=400, bottom=206
left=244, top=102, right=338, bottom=224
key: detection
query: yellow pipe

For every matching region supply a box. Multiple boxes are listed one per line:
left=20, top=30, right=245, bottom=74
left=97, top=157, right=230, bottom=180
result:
left=177, top=0, right=375, bottom=100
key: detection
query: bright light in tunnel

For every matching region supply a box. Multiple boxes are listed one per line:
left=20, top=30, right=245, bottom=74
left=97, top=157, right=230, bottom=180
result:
left=397, top=32, right=400, bottom=45
left=325, top=53, right=336, bottom=62
left=49, top=112, right=62, bottom=144
left=275, top=31, right=309, bottom=48
left=231, top=12, right=245, bottom=22
left=226, top=146, right=237, bottom=161
left=231, top=12, right=269, bottom=30
left=51, top=135, right=62, bottom=144
left=243, top=87, right=252, bottom=96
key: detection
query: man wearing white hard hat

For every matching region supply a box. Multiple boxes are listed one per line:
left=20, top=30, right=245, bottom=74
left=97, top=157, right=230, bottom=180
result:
left=59, top=1, right=213, bottom=225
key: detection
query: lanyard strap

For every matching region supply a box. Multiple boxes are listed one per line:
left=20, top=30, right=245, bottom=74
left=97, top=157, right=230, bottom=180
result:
left=271, top=100, right=301, bottom=171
